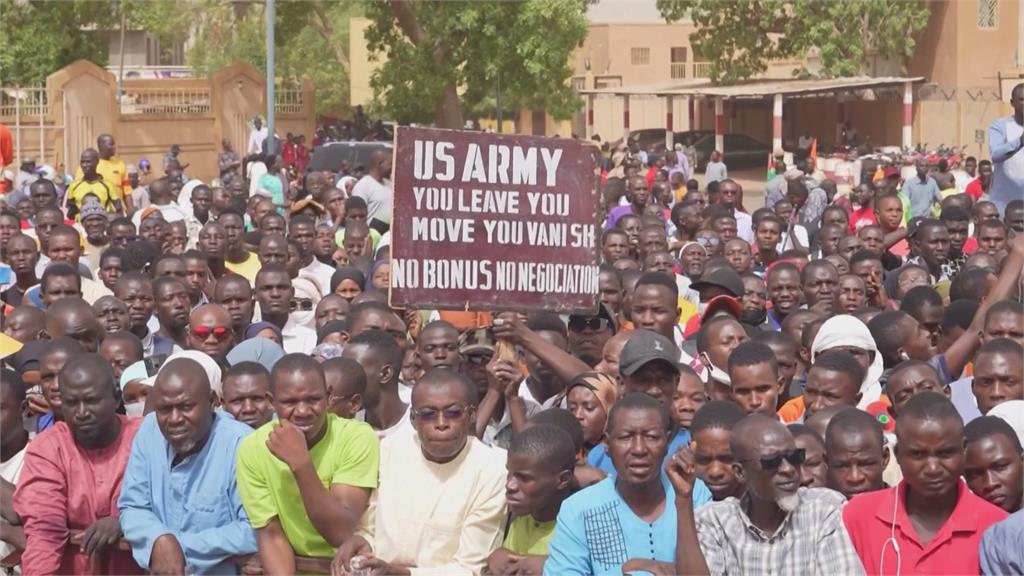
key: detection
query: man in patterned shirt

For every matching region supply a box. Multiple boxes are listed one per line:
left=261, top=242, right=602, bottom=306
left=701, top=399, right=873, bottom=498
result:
left=671, top=413, right=864, bottom=576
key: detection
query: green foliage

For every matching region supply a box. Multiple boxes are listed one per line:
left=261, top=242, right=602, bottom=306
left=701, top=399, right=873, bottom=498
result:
left=657, top=0, right=930, bottom=82
left=0, top=0, right=111, bottom=85
left=365, top=0, right=590, bottom=126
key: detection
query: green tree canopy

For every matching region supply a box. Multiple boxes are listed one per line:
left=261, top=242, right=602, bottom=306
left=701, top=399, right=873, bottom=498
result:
left=656, top=0, right=930, bottom=82
left=364, top=0, right=590, bottom=128
left=0, top=0, right=110, bottom=86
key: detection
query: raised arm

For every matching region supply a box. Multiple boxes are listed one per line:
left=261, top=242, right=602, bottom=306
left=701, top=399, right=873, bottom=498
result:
left=266, top=420, right=374, bottom=547
left=989, top=119, right=1023, bottom=163
left=667, top=445, right=711, bottom=576
left=492, top=313, right=591, bottom=385
left=943, top=234, right=1024, bottom=377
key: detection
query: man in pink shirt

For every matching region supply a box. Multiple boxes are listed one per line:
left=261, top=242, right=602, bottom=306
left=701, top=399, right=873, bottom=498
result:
left=14, top=353, right=143, bottom=575
left=842, top=392, right=1006, bottom=575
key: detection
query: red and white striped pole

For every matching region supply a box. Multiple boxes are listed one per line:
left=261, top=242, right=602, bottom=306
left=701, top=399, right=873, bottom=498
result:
left=714, top=97, right=724, bottom=153
left=902, top=82, right=913, bottom=149
left=772, top=93, right=783, bottom=154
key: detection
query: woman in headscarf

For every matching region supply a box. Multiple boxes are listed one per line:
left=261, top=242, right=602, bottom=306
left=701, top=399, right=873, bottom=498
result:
left=810, top=314, right=884, bottom=410
left=244, top=321, right=283, bottom=346
left=566, top=372, right=619, bottom=459
left=366, top=259, right=391, bottom=292
left=330, top=267, right=365, bottom=301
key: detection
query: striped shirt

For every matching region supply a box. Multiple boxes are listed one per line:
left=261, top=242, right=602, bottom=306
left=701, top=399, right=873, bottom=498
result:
left=694, top=487, right=864, bottom=576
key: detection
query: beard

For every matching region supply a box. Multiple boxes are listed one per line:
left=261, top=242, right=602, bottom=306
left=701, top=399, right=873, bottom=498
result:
left=740, top=308, right=767, bottom=325
left=776, top=492, right=800, bottom=513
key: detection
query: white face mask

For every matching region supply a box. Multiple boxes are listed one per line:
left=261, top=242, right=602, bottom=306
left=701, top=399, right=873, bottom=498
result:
left=124, top=402, right=145, bottom=417
left=701, top=353, right=731, bottom=385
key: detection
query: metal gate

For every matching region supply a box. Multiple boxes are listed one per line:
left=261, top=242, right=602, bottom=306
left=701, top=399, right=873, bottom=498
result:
left=0, top=86, right=66, bottom=169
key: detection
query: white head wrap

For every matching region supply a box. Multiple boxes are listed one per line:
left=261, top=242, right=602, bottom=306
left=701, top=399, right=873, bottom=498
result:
left=988, top=400, right=1024, bottom=448
left=810, top=314, right=883, bottom=409
left=161, top=350, right=223, bottom=396
left=178, top=179, right=205, bottom=214
left=291, top=275, right=323, bottom=329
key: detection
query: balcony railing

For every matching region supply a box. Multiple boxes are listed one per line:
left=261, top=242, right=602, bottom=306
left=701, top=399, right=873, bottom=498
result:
left=670, top=63, right=688, bottom=79
left=119, top=88, right=211, bottom=115
left=275, top=88, right=305, bottom=114
left=0, top=87, right=50, bottom=118
left=692, top=61, right=713, bottom=78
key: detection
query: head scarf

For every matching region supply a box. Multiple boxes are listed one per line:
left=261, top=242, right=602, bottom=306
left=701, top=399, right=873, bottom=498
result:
left=162, top=350, right=224, bottom=396
left=226, top=338, right=285, bottom=373
left=365, top=259, right=390, bottom=292
left=291, top=276, right=323, bottom=329
left=810, top=315, right=883, bottom=409
left=566, top=372, right=620, bottom=414
left=330, top=267, right=366, bottom=294
left=119, top=360, right=154, bottom=390
left=988, top=400, right=1024, bottom=448
left=244, top=321, right=283, bottom=342
left=178, top=179, right=204, bottom=214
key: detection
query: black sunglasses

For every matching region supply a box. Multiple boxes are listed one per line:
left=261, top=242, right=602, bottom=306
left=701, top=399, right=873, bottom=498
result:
left=569, top=317, right=611, bottom=332
left=745, top=448, right=806, bottom=471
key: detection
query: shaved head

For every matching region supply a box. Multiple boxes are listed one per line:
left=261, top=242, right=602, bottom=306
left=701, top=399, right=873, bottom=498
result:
left=731, top=414, right=792, bottom=460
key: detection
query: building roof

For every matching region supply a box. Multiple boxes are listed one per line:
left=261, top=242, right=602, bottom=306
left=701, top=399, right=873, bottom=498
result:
left=580, top=76, right=926, bottom=99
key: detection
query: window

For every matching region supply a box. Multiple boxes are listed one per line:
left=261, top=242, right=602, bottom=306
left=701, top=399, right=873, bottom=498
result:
left=670, top=47, right=688, bottom=63
left=670, top=47, right=688, bottom=78
left=978, top=0, right=998, bottom=28
left=630, top=47, right=650, bottom=65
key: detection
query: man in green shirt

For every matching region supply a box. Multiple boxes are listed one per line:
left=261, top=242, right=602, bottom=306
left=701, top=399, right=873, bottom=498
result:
left=236, top=353, right=379, bottom=572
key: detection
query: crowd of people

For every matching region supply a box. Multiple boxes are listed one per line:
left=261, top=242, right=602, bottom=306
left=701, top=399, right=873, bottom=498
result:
left=0, top=83, right=1020, bottom=576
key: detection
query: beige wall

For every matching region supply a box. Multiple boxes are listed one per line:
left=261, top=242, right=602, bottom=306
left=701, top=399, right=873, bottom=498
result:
left=349, top=18, right=378, bottom=107
left=2, top=60, right=317, bottom=182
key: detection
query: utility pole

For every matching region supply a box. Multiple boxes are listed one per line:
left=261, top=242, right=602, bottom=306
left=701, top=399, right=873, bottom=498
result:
left=265, top=0, right=276, bottom=155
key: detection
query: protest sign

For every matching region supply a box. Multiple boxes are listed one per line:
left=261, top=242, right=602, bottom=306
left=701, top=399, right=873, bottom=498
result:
left=389, top=126, right=600, bottom=313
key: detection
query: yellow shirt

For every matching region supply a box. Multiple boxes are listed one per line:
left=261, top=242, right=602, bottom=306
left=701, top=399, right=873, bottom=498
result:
left=503, top=516, right=556, bottom=556
left=66, top=178, right=116, bottom=213
left=224, top=251, right=262, bottom=285
left=75, top=158, right=128, bottom=201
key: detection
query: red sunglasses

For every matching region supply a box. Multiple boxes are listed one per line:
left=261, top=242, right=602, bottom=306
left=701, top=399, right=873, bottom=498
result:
left=191, top=326, right=232, bottom=341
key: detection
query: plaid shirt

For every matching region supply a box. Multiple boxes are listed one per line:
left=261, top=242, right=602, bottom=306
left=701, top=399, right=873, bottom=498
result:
left=694, top=487, right=865, bottom=576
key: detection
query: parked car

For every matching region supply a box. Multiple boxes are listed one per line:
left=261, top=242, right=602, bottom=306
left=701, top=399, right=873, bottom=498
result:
left=674, top=131, right=772, bottom=171
left=309, top=141, right=392, bottom=173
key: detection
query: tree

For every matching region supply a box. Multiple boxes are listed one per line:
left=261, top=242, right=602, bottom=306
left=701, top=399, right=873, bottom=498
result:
left=0, top=0, right=111, bottom=86
left=130, top=0, right=361, bottom=115
left=656, top=0, right=930, bottom=82
left=364, top=0, right=590, bottom=128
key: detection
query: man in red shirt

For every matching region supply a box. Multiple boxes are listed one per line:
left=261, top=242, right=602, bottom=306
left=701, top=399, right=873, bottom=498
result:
left=965, top=160, right=993, bottom=200
left=843, top=391, right=1007, bottom=575
left=848, top=183, right=877, bottom=232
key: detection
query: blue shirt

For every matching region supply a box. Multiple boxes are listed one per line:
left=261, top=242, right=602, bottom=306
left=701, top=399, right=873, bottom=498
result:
left=980, top=508, right=1024, bottom=575
left=900, top=177, right=942, bottom=219
left=988, top=115, right=1024, bottom=214
left=543, top=473, right=711, bottom=576
left=587, top=428, right=693, bottom=476
left=118, top=411, right=257, bottom=575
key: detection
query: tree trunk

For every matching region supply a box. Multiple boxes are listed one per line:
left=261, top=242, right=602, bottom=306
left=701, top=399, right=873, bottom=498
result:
left=388, top=0, right=464, bottom=128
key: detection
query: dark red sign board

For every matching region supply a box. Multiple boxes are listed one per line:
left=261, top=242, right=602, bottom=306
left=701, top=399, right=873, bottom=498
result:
left=388, top=126, right=600, bottom=313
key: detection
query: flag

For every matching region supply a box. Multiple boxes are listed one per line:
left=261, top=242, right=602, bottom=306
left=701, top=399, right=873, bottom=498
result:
left=766, top=153, right=775, bottom=181
left=809, top=138, right=818, bottom=172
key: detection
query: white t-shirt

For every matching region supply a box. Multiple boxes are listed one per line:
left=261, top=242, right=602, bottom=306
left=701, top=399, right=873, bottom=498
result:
left=247, top=162, right=268, bottom=197
left=352, top=175, right=394, bottom=225
left=248, top=127, right=268, bottom=155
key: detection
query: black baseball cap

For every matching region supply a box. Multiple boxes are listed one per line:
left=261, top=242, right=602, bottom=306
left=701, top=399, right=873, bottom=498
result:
left=689, top=268, right=744, bottom=298
left=618, top=331, right=681, bottom=376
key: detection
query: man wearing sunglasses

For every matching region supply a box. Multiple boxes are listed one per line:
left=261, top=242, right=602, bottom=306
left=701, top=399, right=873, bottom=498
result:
left=187, top=304, right=235, bottom=365
left=566, top=303, right=616, bottom=367
left=673, top=413, right=862, bottom=575
left=332, top=368, right=507, bottom=576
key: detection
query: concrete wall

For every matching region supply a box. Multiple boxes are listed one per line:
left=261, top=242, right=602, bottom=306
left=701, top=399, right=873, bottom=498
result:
left=349, top=17, right=377, bottom=108
left=2, top=60, right=317, bottom=182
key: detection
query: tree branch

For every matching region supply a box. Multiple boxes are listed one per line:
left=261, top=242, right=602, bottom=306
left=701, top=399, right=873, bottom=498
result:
left=310, top=2, right=350, bottom=73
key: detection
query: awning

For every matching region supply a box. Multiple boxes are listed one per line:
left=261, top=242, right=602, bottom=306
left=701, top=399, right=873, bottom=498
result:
left=580, top=76, right=926, bottom=100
